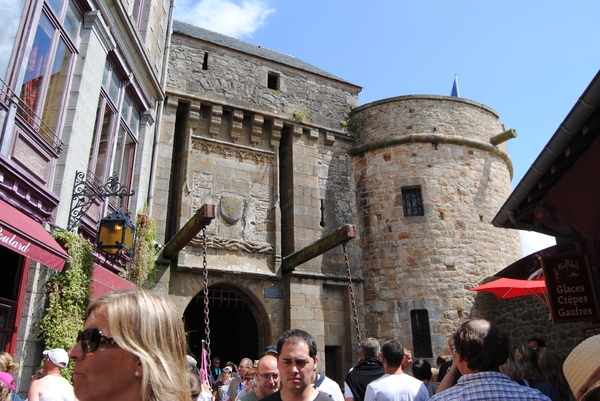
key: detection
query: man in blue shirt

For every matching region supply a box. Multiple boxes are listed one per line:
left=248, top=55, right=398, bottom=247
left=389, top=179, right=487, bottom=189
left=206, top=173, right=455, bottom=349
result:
left=432, top=319, right=550, bottom=401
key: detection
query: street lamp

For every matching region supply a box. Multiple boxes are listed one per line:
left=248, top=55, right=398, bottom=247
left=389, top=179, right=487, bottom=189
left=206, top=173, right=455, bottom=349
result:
left=96, top=207, right=136, bottom=257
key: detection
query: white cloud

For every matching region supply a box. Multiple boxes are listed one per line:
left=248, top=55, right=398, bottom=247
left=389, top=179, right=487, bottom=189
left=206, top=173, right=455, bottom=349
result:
left=175, top=0, right=275, bottom=39
left=520, top=231, right=556, bottom=256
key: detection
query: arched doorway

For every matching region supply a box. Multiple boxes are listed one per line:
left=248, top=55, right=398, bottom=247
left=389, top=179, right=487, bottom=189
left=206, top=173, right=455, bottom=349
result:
left=184, top=284, right=261, bottom=365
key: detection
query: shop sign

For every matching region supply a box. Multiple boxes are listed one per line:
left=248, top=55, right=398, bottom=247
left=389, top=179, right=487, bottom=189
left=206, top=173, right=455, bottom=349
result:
left=580, top=323, right=600, bottom=339
left=542, top=253, right=600, bottom=323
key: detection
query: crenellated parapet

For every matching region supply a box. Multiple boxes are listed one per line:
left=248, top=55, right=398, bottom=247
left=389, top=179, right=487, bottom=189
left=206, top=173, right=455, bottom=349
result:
left=165, top=90, right=349, bottom=151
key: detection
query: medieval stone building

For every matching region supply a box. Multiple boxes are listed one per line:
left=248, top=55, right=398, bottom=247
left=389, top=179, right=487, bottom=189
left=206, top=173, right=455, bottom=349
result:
left=154, top=20, right=529, bottom=385
left=2, top=1, right=589, bottom=396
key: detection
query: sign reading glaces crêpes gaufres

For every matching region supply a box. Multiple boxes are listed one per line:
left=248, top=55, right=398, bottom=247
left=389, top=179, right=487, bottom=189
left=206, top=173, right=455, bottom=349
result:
left=542, top=253, right=600, bottom=323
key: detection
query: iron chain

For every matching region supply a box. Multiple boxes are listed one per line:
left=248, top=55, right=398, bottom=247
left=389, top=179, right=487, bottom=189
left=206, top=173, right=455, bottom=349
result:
left=343, top=243, right=362, bottom=347
left=202, top=228, right=211, bottom=373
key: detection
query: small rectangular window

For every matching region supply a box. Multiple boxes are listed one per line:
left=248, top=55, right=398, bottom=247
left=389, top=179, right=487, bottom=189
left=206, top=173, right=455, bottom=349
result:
left=202, top=52, right=208, bottom=70
left=267, top=72, right=279, bottom=90
left=410, top=309, right=433, bottom=358
left=402, top=187, right=424, bottom=217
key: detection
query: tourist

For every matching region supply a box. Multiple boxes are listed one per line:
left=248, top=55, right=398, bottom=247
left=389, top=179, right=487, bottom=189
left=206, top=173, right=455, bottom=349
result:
left=364, top=340, right=429, bottom=401
left=27, top=348, right=74, bottom=401
left=260, top=329, right=330, bottom=401
left=68, top=289, right=190, bottom=401
left=432, top=319, right=551, bottom=400
left=412, top=359, right=439, bottom=397
left=239, top=355, right=279, bottom=401
left=344, top=338, right=384, bottom=401
left=515, top=344, right=560, bottom=401
left=538, top=349, right=575, bottom=401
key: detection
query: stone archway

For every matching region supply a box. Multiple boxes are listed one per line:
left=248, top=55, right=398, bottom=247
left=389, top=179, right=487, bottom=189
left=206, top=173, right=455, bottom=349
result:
left=184, top=283, right=268, bottom=365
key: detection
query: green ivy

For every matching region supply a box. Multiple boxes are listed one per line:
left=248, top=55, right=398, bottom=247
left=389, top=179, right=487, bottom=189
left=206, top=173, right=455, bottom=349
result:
left=124, top=206, right=157, bottom=287
left=38, top=230, right=94, bottom=380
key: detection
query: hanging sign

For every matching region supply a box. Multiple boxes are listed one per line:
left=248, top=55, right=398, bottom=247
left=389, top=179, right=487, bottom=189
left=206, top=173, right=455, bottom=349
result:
left=542, top=253, right=600, bottom=323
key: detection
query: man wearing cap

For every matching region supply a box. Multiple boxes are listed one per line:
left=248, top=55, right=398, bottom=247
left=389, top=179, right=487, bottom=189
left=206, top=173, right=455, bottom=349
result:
left=27, top=348, right=75, bottom=401
left=213, top=365, right=233, bottom=401
left=265, top=345, right=278, bottom=357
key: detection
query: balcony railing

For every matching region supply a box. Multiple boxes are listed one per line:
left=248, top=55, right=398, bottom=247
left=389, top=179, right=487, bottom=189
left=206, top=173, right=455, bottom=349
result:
left=0, top=77, right=63, bottom=153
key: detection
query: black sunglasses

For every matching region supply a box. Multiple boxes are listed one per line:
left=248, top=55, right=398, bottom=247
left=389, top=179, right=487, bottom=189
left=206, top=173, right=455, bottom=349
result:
left=77, top=328, right=117, bottom=353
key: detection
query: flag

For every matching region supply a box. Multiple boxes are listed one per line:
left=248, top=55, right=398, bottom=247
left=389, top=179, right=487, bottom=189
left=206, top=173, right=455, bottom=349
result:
left=451, top=74, right=460, bottom=97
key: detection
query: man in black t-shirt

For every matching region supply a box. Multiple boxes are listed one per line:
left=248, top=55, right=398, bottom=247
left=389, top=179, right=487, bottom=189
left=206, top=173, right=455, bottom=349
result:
left=260, top=329, right=330, bottom=401
left=344, top=338, right=384, bottom=401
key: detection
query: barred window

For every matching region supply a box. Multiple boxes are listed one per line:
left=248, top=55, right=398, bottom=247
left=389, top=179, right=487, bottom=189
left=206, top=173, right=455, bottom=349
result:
left=410, top=309, right=433, bottom=358
left=402, top=187, right=424, bottom=217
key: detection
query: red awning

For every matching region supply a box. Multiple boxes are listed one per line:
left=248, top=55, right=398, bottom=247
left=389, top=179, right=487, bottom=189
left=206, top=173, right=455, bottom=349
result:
left=0, top=199, right=69, bottom=271
left=91, top=264, right=136, bottom=298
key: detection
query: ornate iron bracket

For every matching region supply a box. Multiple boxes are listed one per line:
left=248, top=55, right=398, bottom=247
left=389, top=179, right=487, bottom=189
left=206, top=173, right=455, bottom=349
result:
left=67, top=171, right=135, bottom=231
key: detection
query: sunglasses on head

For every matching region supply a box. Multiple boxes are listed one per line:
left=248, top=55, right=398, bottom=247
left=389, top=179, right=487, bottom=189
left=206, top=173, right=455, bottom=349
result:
left=77, top=328, right=117, bottom=353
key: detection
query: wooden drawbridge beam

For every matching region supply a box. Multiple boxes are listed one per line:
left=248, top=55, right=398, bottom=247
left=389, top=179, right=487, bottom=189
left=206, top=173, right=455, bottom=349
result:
left=281, top=224, right=356, bottom=272
left=163, top=204, right=215, bottom=260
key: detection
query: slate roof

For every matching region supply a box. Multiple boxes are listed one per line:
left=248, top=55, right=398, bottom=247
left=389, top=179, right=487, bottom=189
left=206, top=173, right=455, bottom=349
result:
left=172, top=20, right=359, bottom=87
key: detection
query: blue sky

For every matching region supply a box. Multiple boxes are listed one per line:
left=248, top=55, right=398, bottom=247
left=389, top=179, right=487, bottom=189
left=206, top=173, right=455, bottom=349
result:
left=175, top=0, right=600, bottom=255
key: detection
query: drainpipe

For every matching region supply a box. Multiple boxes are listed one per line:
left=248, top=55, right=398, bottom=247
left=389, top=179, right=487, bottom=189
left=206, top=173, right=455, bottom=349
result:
left=507, top=212, right=583, bottom=249
left=147, top=0, right=175, bottom=214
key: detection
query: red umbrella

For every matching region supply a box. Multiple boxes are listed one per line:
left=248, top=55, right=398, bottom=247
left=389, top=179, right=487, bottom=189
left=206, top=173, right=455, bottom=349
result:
left=471, top=278, right=547, bottom=306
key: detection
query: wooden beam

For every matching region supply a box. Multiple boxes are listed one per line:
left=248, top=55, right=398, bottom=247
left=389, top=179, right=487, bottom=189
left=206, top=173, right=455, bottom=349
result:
left=162, top=204, right=216, bottom=260
left=281, top=224, right=356, bottom=272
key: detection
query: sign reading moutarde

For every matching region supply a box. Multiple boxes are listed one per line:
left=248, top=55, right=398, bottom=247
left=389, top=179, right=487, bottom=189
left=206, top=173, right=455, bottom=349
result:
left=542, top=253, right=600, bottom=323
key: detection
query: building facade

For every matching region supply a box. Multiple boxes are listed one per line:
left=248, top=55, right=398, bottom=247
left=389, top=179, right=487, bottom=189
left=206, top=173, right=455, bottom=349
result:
left=0, top=0, right=173, bottom=391
left=155, top=21, right=531, bottom=386
left=3, top=6, right=591, bottom=392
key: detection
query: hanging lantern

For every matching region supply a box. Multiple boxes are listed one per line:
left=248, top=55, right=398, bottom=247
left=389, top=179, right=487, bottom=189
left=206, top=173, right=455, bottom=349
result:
left=96, top=208, right=136, bottom=257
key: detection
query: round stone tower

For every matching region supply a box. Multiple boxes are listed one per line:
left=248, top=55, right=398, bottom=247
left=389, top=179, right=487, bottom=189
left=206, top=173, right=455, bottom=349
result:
left=350, top=95, right=522, bottom=358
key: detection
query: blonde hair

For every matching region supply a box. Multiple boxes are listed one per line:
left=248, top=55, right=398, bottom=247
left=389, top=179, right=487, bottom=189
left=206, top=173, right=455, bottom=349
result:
left=499, top=348, right=523, bottom=381
left=0, top=382, right=9, bottom=401
left=87, top=289, right=191, bottom=401
left=0, top=353, right=19, bottom=373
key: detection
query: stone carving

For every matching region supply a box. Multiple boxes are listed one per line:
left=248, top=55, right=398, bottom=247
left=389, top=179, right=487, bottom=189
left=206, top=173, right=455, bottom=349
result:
left=209, top=105, right=223, bottom=136
left=251, top=114, right=264, bottom=144
left=270, top=119, right=283, bottom=146
left=192, top=138, right=274, bottom=165
left=230, top=109, right=244, bottom=141
left=220, top=195, right=244, bottom=224
left=190, top=235, right=274, bottom=254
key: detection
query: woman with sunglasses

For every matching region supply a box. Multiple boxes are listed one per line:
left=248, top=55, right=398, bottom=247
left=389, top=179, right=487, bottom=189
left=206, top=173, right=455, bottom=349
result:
left=235, top=367, right=256, bottom=401
left=68, top=289, right=190, bottom=401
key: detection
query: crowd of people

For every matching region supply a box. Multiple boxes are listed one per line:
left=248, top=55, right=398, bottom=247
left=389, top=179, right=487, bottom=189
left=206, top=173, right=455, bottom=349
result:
left=0, top=289, right=598, bottom=401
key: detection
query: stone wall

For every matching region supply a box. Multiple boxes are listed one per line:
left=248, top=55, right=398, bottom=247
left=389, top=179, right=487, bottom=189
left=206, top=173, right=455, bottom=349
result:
left=351, top=96, right=522, bottom=360
left=168, top=30, right=360, bottom=129
left=157, top=27, right=364, bottom=375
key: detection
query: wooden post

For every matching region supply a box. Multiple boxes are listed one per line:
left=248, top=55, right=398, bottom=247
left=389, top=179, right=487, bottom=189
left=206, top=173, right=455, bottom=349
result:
left=162, top=204, right=216, bottom=260
left=281, top=224, right=356, bottom=272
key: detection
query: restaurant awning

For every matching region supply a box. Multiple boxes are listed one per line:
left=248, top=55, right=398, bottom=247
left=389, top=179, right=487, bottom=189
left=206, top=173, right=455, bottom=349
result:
left=91, top=264, right=136, bottom=298
left=0, top=198, right=69, bottom=271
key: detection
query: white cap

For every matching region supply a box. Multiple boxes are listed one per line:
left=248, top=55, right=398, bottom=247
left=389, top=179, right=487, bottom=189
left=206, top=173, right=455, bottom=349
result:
left=43, top=348, right=69, bottom=368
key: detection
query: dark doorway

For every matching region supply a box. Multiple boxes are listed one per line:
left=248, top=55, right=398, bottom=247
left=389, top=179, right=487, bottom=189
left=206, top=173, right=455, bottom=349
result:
left=0, top=247, right=24, bottom=352
left=184, top=284, right=260, bottom=366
